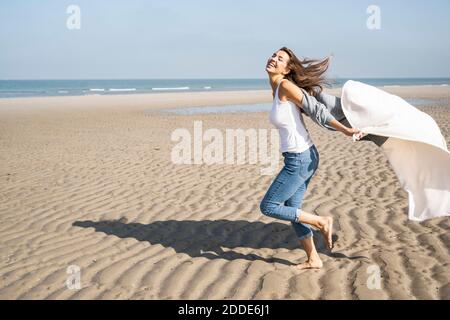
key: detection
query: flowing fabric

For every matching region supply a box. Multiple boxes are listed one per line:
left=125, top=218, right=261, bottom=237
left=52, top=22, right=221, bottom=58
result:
left=341, top=80, right=450, bottom=221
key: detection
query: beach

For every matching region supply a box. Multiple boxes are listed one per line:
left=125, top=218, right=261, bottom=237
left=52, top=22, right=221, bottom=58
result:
left=0, top=85, right=449, bottom=299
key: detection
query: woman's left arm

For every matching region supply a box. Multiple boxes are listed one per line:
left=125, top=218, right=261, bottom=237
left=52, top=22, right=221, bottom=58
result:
left=328, top=119, right=360, bottom=137
left=283, top=81, right=360, bottom=137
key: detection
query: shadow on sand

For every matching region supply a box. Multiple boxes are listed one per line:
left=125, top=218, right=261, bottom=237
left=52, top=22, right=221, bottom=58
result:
left=73, top=219, right=368, bottom=266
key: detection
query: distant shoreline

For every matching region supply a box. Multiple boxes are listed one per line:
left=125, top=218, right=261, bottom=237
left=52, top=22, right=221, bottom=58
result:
left=1, top=85, right=450, bottom=113
left=0, top=78, right=450, bottom=99
left=0, top=84, right=449, bottom=102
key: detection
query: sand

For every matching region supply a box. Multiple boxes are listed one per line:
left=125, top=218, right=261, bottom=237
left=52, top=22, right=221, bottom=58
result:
left=0, top=86, right=449, bottom=300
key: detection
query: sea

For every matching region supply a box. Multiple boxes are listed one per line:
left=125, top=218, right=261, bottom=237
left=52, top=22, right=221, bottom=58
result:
left=0, top=78, right=449, bottom=99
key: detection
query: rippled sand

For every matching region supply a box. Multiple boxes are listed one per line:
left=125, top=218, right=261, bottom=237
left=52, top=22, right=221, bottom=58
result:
left=0, top=86, right=449, bottom=299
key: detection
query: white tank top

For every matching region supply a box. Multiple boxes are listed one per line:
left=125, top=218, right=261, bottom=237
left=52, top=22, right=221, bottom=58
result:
left=269, top=79, right=314, bottom=153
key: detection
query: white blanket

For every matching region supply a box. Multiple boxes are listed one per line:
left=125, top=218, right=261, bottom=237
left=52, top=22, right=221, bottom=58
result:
left=341, top=80, right=450, bottom=221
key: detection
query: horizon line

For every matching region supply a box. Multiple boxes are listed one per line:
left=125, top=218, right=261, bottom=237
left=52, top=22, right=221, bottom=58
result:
left=1, top=77, right=450, bottom=81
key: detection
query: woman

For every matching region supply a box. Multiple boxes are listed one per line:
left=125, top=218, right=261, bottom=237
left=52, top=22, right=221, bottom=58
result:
left=259, top=47, right=360, bottom=270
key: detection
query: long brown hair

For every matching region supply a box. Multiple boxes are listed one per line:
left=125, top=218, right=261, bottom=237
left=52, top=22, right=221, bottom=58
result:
left=280, top=47, right=331, bottom=96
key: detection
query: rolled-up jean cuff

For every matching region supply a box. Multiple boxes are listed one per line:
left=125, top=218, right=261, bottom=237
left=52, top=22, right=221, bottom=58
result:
left=297, top=231, right=313, bottom=241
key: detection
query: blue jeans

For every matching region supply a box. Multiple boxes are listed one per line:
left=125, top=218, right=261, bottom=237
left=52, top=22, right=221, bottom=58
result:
left=259, top=145, right=319, bottom=240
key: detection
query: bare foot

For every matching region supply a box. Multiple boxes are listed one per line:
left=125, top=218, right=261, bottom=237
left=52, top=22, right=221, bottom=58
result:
left=294, top=257, right=323, bottom=270
left=319, top=217, right=333, bottom=250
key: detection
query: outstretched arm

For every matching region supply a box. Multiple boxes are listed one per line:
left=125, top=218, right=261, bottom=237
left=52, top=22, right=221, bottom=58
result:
left=328, top=119, right=360, bottom=136
left=282, top=81, right=359, bottom=137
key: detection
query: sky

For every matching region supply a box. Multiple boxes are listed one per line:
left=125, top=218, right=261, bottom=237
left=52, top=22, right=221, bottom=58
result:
left=1, top=0, right=450, bottom=79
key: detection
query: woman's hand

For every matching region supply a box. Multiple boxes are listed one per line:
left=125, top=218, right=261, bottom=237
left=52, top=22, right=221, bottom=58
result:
left=328, top=119, right=363, bottom=138
left=343, top=127, right=368, bottom=141
left=342, top=127, right=361, bottom=137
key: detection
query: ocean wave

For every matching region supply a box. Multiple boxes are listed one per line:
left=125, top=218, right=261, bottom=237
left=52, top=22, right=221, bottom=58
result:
left=151, top=87, right=190, bottom=91
left=89, top=88, right=105, bottom=92
left=108, top=88, right=136, bottom=92
left=203, top=86, right=212, bottom=89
